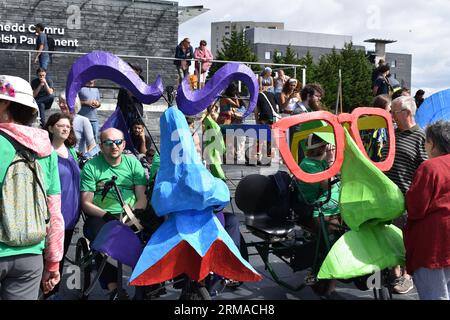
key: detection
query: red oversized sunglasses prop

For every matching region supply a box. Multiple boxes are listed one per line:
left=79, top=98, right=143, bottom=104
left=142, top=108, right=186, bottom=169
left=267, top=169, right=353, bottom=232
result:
left=272, top=107, right=396, bottom=183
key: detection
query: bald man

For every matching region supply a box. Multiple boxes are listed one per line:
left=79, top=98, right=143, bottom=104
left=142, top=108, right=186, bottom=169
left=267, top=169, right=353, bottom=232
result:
left=80, top=128, right=148, bottom=300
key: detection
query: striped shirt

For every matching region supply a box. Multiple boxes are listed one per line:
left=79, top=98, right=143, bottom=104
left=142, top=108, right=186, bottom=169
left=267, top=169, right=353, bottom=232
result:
left=381, top=125, right=428, bottom=195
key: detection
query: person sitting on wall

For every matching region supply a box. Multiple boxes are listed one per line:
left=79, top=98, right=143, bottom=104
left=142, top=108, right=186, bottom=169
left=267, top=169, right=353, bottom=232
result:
left=174, top=38, right=194, bottom=85
left=31, top=67, right=54, bottom=127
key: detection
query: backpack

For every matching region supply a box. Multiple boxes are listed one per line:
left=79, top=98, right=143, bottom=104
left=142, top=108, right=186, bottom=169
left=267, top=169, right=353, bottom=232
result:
left=0, top=132, right=50, bottom=247
left=266, top=171, right=295, bottom=221
left=267, top=170, right=315, bottom=224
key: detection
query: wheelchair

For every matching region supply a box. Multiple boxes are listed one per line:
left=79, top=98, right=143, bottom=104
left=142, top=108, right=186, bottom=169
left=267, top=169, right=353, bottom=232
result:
left=235, top=171, right=393, bottom=300
left=71, top=176, right=215, bottom=300
left=72, top=208, right=149, bottom=299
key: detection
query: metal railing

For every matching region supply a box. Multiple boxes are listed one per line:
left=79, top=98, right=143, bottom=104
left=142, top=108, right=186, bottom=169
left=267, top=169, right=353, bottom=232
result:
left=0, top=48, right=307, bottom=89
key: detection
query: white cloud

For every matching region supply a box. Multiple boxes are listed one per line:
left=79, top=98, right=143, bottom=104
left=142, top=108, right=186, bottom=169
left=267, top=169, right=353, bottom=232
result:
left=176, top=0, right=450, bottom=97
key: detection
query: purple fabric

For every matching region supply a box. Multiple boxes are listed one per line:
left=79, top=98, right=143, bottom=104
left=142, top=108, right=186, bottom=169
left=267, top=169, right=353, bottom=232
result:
left=176, top=63, right=259, bottom=117
left=215, top=211, right=225, bottom=227
left=65, top=51, right=163, bottom=113
left=91, top=220, right=143, bottom=268
left=58, top=150, right=81, bottom=230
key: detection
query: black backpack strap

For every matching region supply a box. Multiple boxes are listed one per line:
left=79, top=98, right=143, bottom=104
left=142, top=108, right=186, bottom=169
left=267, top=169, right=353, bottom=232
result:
left=0, top=130, right=27, bottom=153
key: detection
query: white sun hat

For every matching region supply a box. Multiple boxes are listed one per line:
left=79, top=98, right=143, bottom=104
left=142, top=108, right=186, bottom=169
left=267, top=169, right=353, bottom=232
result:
left=0, top=75, right=39, bottom=113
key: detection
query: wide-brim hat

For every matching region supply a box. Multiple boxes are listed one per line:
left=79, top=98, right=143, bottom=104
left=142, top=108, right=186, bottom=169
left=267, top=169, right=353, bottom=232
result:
left=0, top=75, right=39, bottom=113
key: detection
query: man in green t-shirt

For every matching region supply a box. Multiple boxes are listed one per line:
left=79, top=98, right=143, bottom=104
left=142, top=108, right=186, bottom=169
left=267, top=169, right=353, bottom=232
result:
left=81, top=127, right=147, bottom=300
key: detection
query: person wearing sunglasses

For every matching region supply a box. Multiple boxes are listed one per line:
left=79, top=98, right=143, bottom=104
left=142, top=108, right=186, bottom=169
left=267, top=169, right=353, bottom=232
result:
left=381, top=95, right=428, bottom=295
left=80, top=127, right=148, bottom=300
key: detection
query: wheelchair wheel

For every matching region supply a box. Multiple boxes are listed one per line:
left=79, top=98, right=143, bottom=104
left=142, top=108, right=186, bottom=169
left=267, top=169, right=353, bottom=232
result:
left=374, top=286, right=392, bottom=300
left=179, top=280, right=212, bottom=300
left=196, top=285, right=212, bottom=300
left=353, top=274, right=370, bottom=291
left=240, top=233, right=249, bottom=262
left=75, top=238, right=92, bottom=300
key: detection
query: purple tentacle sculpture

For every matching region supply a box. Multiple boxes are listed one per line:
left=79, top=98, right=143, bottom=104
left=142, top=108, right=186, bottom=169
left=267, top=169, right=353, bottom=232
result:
left=65, top=51, right=163, bottom=112
left=176, top=63, right=259, bottom=117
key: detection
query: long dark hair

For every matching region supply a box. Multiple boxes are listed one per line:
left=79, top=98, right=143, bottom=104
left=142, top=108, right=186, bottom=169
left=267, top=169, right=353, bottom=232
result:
left=282, top=79, right=301, bottom=95
left=224, top=83, right=238, bottom=97
left=44, top=112, right=77, bottom=148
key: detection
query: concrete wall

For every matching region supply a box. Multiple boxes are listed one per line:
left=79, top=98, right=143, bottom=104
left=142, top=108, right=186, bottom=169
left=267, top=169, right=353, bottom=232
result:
left=247, top=28, right=352, bottom=49
left=385, top=52, right=412, bottom=89
left=0, top=0, right=179, bottom=100
left=247, top=28, right=412, bottom=87
left=211, top=21, right=284, bottom=57
left=253, top=43, right=366, bottom=63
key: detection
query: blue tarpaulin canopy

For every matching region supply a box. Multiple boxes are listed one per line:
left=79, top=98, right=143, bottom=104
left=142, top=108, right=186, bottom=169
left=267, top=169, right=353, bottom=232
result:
left=416, top=89, right=450, bottom=128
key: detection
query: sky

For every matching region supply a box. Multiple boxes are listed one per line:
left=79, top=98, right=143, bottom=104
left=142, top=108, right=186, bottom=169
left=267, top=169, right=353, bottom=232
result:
left=177, top=0, right=450, bottom=98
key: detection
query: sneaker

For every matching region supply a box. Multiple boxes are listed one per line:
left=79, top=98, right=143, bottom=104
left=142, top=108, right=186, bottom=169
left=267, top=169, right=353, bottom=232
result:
left=225, top=279, right=242, bottom=289
left=207, top=275, right=226, bottom=297
left=392, top=276, right=414, bottom=294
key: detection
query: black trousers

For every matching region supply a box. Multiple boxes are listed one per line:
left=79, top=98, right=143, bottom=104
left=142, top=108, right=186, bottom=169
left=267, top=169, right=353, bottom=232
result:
left=36, top=95, right=54, bottom=127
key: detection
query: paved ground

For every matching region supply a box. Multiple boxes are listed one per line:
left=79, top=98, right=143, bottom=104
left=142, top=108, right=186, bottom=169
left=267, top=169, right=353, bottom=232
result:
left=45, top=108, right=418, bottom=301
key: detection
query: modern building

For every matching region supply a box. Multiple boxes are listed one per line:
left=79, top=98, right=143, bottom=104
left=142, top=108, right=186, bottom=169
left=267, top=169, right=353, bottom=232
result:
left=365, top=39, right=412, bottom=88
left=0, top=0, right=208, bottom=99
left=211, top=21, right=284, bottom=57
left=244, top=27, right=412, bottom=88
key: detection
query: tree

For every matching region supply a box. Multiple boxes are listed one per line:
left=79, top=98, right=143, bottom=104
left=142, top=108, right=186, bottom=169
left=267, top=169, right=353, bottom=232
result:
left=273, top=49, right=283, bottom=64
left=282, top=45, right=299, bottom=78
left=272, top=45, right=301, bottom=79
left=315, top=48, right=343, bottom=111
left=208, top=31, right=259, bottom=79
left=298, top=51, right=316, bottom=86
left=339, top=43, right=373, bottom=111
